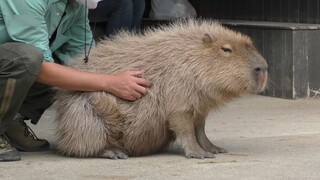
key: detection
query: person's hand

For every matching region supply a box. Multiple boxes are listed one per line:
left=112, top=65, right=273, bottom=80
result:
left=104, top=71, right=150, bottom=101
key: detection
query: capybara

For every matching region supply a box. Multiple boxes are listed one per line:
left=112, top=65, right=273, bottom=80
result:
left=54, top=19, right=268, bottom=159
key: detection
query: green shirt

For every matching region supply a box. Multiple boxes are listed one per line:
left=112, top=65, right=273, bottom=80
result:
left=0, top=0, right=94, bottom=64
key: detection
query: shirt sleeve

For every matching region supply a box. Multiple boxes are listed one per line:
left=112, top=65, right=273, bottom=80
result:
left=54, top=6, right=95, bottom=64
left=0, top=0, right=53, bottom=62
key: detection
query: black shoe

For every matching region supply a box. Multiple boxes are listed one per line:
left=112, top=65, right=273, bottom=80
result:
left=4, top=114, right=50, bottom=152
left=0, top=135, right=21, bottom=162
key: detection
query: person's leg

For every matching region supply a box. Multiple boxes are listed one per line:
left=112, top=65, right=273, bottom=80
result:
left=131, top=0, right=145, bottom=30
left=0, top=43, right=43, bottom=135
left=93, top=0, right=133, bottom=37
left=4, top=82, right=53, bottom=152
left=18, top=83, right=55, bottom=125
left=0, top=42, right=43, bottom=161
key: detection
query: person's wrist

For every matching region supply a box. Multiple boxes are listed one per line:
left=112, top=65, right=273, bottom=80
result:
left=100, top=74, right=114, bottom=92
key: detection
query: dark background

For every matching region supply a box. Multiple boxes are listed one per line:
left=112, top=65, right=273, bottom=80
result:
left=144, top=0, right=320, bottom=24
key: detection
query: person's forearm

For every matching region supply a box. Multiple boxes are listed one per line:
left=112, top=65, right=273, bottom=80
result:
left=36, top=62, right=109, bottom=91
left=36, top=62, right=150, bottom=101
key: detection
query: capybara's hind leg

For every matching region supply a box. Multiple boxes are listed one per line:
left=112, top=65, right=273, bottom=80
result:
left=99, top=149, right=129, bottom=159
left=195, top=120, right=228, bottom=154
left=55, top=92, right=108, bottom=157
left=169, top=114, right=215, bottom=159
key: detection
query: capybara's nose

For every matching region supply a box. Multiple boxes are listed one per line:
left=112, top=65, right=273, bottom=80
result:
left=254, top=65, right=268, bottom=75
left=253, top=56, right=268, bottom=75
left=254, top=60, right=268, bottom=92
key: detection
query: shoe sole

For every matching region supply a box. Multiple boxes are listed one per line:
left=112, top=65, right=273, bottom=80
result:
left=0, top=149, right=21, bottom=162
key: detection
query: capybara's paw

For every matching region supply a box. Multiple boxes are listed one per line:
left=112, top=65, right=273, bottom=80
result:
left=185, top=151, right=215, bottom=159
left=208, top=146, right=228, bottom=154
left=99, top=149, right=129, bottom=160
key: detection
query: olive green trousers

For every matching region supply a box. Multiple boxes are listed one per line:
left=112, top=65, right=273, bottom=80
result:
left=0, top=43, right=55, bottom=135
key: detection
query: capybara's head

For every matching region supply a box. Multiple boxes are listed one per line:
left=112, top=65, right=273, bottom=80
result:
left=180, top=20, right=268, bottom=96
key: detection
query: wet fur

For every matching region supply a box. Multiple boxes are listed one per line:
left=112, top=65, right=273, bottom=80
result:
left=54, top=19, right=268, bottom=158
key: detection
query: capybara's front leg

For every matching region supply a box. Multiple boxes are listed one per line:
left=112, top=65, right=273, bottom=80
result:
left=195, top=118, right=228, bottom=154
left=169, top=114, right=215, bottom=159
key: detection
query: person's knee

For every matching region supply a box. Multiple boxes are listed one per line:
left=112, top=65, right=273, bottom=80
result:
left=132, top=0, right=145, bottom=6
left=1, top=43, right=43, bottom=76
left=117, top=0, right=132, bottom=9
left=101, top=0, right=131, bottom=10
left=14, top=43, right=43, bottom=76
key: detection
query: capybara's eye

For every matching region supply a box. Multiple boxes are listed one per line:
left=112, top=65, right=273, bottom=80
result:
left=221, top=44, right=233, bottom=53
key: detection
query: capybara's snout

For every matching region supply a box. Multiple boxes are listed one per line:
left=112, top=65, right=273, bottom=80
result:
left=252, top=55, right=268, bottom=93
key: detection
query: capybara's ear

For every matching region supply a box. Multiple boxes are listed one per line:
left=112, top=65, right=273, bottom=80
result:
left=202, top=33, right=215, bottom=44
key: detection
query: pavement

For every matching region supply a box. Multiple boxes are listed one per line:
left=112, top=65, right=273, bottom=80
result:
left=1, top=95, right=320, bottom=180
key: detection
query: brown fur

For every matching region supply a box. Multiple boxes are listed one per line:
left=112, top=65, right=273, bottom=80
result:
left=54, top=19, right=268, bottom=159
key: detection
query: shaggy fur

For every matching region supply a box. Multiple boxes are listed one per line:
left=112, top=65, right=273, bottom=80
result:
left=54, top=19, right=268, bottom=159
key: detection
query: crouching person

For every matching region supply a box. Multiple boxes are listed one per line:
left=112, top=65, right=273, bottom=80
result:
left=0, top=0, right=149, bottom=162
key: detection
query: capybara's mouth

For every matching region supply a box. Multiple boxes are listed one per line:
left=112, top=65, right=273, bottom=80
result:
left=256, top=71, right=268, bottom=93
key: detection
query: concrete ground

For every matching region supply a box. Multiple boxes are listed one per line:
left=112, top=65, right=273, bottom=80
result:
left=1, top=95, right=320, bottom=180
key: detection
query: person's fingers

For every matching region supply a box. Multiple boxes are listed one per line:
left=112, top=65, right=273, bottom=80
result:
left=125, top=71, right=150, bottom=87
left=129, top=71, right=144, bottom=78
left=134, top=84, right=148, bottom=95
left=126, top=96, right=136, bottom=101
left=131, top=91, right=142, bottom=100
left=134, top=77, right=150, bottom=88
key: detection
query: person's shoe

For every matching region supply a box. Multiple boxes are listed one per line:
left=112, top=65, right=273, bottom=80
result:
left=0, top=135, right=21, bottom=162
left=4, top=114, right=50, bottom=152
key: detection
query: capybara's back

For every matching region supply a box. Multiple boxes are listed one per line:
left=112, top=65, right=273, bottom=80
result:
left=55, top=19, right=268, bottom=159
